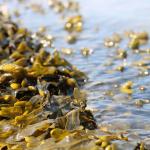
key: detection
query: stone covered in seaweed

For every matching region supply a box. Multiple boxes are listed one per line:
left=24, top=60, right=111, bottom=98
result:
left=0, top=12, right=99, bottom=150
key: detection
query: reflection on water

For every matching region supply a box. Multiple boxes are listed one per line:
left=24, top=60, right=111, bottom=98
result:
left=1, top=0, right=150, bottom=140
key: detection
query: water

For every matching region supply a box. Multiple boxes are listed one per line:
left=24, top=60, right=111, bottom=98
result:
left=1, top=0, right=150, bottom=141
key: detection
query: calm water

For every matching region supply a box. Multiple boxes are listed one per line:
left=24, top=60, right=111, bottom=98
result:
left=1, top=0, right=150, bottom=143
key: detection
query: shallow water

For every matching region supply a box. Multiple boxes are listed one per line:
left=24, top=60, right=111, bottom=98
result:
left=1, top=0, right=150, bottom=141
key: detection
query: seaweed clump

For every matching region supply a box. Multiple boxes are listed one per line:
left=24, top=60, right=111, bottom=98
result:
left=0, top=12, right=99, bottom=150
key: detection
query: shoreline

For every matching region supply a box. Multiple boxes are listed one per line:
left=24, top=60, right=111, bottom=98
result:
left=0, top=8, right=149, bottom=150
